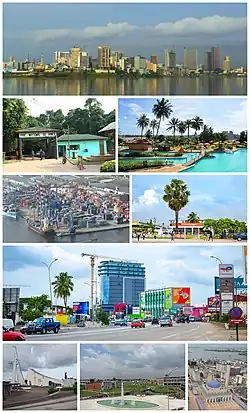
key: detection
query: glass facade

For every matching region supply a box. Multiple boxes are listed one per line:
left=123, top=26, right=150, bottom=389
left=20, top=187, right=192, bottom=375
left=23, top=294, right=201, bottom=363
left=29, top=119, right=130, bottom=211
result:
left=99, top=261, right=146, bottom=313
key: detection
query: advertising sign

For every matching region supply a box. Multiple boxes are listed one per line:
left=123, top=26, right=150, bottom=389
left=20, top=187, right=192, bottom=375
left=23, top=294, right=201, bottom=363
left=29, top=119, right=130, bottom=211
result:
left=172, top=288, right=191, bottom=305
left=207, top=296, right=220, bottom=311
left=221, top=293, right=234, bottom=300
left=215, top=276, right=247, bottom=294
left=73, top=301, right=89, bottom=314
left=164, top=288, right=172, bottom=310
left=214, top=277, right=220, bottom=295
left=140, top=292, right=145, bottom=317
left=221, top=300, right=233, bottom=314
left=219, top=264, right=234, bottom=278
left=220, top=278, right=234, bottom=294
left=132, top=307, right=140, bottom=315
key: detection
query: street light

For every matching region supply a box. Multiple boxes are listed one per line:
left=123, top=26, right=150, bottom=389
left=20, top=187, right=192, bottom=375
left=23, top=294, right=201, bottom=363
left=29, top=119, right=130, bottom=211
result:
left=41, top=259, right=58, bottom=317
left=210, top=256, right=223, bottom=264
left=166, top=367, right=179, bottom=410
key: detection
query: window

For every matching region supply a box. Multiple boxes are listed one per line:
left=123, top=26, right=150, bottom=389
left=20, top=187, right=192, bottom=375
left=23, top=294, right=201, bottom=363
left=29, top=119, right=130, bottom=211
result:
left=69, top=145, right=80, bottom=150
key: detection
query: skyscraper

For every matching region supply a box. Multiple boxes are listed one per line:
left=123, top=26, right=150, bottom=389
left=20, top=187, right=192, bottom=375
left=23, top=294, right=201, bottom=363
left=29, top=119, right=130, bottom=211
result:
left=211, top=47, right=220, bottom=70
left=99, top=260, right=146, bottom=313
left=71, top=47, right=81, bottom=69
left=151, top=54, right=158, bottom=65
left=223, top=56, right=231, bottom=72
left=98, top=46, right=110, bottom=69
left=164, top=49, right=170, bottom=68
left=169, top=50, right=176, bottom=68
left=184, top=48, right=198, bottom=69
left=204, top=52, right=212, bottom=71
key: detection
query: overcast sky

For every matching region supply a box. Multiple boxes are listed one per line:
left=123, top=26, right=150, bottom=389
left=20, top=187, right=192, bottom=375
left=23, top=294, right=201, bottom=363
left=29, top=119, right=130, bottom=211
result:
left=21, top=97, right=116, bottom=117
left=3, top=245, right=245, bottom=305
left=132, top=175, right=247, bottom=223
left=3, top=3, right=247, bottom=65
left=80, top=344, right=185, bottom=379
left=3, top=344, right=77, bottom=381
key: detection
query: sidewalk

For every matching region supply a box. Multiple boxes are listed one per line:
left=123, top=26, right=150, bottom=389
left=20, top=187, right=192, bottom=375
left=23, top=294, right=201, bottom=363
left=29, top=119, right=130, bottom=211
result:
left=3, top=159, right=101, bottom=173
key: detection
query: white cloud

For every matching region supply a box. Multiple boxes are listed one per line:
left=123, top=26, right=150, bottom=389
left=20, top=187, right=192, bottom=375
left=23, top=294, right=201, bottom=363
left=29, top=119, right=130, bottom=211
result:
left=133, top=188, right=162, bottom=212
left=128, top=103, right=144, bottom=118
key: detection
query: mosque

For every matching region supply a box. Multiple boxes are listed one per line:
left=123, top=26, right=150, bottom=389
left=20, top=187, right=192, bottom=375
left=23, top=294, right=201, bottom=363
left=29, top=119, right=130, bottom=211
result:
left=200, top=379, right=233, bottom=404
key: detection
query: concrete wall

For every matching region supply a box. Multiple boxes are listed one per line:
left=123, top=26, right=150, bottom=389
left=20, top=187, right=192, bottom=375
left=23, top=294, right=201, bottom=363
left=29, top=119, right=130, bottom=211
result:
left=58, top=140, right=107, bottom=157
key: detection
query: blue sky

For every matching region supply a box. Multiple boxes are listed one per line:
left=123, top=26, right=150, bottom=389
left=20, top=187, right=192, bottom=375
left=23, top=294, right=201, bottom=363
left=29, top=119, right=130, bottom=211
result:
left=3, top=3, right=247, bottom=64
left=3, top=245, right=245, bottom=305
left=118, top=98, right=247, bottom=135
left=132, top=175, right=247, bottom=224
left=80, top=344, right=185, bottom=379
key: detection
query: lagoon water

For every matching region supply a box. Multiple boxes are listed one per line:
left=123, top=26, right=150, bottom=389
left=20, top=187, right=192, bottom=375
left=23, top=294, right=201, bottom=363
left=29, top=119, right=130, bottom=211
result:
left=3, top=76, right=247, bottom=96
left=184, top=148, right=247, bottom=172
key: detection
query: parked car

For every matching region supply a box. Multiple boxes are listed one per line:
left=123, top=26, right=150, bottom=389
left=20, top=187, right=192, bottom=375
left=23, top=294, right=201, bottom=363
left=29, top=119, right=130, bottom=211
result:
left=189, top=316, right=195, bottom=322
left=151, top=318, right=159, bottom=325
left=120, top=319, right=128, bottom=326
left=159, top=316, right=173, bottom=327
left=77, top=321, right=86, bottom=327
left=194, top=316, right=202, bottom=322
left=3, top=319, right=14, bottom=332
left=131, top=320, right=145, bottom=328
left=20, top=317, right=60, bottom=335
left=176, top=316, right=186, bottom=324
left=233, top=232, right=247, bottom=241
left=3, top=326, right=25, bottom=341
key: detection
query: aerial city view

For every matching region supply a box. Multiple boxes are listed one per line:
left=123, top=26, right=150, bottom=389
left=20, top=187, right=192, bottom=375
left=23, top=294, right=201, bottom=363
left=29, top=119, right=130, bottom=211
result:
left=118, top=97, right=247, bottom=173
left=188, top=344, right=247, bottom=411
left=3, top=245, right=247, bottom=342
left=3, top=3, right=247, bottom=96
left=3, top=175, right=129, bottom=243
left=3, top=344, right=77, bottom=410
left=3, top=97, right=116, bottom=173
left=132, top=175, right=247, bottom=243
left=80, top=344, right=185, bottom=410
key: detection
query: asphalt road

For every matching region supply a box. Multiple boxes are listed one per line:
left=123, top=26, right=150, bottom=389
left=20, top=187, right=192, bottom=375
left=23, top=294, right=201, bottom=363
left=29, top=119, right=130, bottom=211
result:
left=6, top=395, right=77, bottom=410
left=25, top=322, right=245, bottom=342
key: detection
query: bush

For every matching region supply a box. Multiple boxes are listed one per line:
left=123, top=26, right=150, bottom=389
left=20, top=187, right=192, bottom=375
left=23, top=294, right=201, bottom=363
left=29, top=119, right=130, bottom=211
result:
left=118, top=159, right=168, bottom=171
left=100, top=160, right=116, bottom=172
left=48, top=387, right=59, bottom=394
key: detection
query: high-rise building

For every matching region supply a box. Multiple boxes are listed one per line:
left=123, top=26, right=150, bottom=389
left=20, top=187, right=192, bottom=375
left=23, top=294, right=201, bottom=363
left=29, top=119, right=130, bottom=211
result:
left=110, top=51, right=123, bottom=68
left=71, top=47, right=81, bottom=69
left=151, top=54, right=158, bottom=65
left=223, top=56, right=231, bottom=72
left=54, top=51, right=71, bottom=66
left=211, top=46, right=220, bottom=70
left=184, top=48, right=198, bottom=69
left=80, top=51, right=89, bottom=69
left=98, top=46, right=110, bottom=69
left=99, top=260, right=146, bottom=313
left=134, top=55, right=146, bottom=70
left=204, top=52, right=212, bottom=71
left=164, top=49, right=170, bottom=68
left=169, top=50, right=176, bottom=68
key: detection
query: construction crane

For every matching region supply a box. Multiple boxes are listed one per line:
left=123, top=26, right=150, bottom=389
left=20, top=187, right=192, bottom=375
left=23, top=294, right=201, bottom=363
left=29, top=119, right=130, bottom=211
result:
left=81, top=253, right=138, bottom=318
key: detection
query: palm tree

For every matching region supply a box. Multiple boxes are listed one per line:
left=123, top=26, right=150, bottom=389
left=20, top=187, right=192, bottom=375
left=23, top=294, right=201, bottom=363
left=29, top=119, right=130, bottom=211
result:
left=152, top=98, right=173, bottom=138
left=163, top=179, right=191, bottom=230
left=136, top=114, right=150, bottom=138
left=192, top=116, right=204, bottom=136
left=187, top=212, right=200, bottom=223
left=167, top=117, right=180, bottom=138
left=145, top=129, right=152, bottom=139
left=178, top=121, right=187, bottom=137
left=185, top=119, right=193, bottom=139
left=150, top=119, right=159, bottom=138
left=52, top=272, right=74, bottom=314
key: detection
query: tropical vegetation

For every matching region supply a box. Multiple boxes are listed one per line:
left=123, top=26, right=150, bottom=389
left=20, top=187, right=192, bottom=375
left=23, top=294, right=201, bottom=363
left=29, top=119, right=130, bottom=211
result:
left=162, top=179, right=191, bottom=229
left=52, top=272, right=74, bottom=314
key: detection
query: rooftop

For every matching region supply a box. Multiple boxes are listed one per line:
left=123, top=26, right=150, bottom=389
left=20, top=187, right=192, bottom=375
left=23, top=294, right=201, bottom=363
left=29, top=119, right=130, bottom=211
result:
left=58, top=134, right=107, bottom=142
left=17, top=127, right=58, bottom=133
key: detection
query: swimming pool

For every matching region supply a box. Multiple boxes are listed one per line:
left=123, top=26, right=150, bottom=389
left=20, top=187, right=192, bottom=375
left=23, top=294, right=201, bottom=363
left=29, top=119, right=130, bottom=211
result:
left=182, top=149, right=247, bottom=172
left=119, top=152, right=200, bottom=165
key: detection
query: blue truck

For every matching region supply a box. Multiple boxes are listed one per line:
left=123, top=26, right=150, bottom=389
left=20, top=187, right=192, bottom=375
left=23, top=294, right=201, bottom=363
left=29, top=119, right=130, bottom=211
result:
left=20, top=317, right=60, bottom=335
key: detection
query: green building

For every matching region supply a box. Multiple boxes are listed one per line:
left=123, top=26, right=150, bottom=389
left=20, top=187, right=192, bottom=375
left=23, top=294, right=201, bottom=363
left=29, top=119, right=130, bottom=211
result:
left=57, top=134, right=108, bottom=158
left=140, top=288, right=173, bottom=318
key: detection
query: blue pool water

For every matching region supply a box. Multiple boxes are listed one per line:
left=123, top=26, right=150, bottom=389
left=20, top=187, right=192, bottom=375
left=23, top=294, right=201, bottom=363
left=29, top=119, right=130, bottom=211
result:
left=120, top=152, right=200, bottom=165
left=182, top=149, right=247, bottom=172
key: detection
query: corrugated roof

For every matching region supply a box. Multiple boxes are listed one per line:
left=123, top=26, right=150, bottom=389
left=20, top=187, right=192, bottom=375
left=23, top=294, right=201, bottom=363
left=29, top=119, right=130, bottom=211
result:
left=58, top=134, right=107, bottom=142
left=17, top=127, right=59, bottom=132
left=98, top=122, right=116, bottom=133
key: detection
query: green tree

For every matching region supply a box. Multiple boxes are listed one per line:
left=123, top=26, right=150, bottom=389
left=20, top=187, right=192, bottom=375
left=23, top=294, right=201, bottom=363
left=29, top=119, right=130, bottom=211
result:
left=167, top=118, right=180, bottom=138
left=19, top=294, right=51, bottom=321
left=3, top=98, right=28, bottom=153
left=239, top=130, right=247, bottom=144
left=191, top=116, right=204, bottom=136
left=145, top=129, right=152, bottom=139
left=185, top=119, right=193, bottom=140
left=95, top=306, right=109, bottom=325
left=187, top=212, right=200, bottom=222
left=152, top=98, right=173, bottom=138
left=150, top=119, right=159, bottom=138
left=163, top=179, right=191, bottom=229
left=178, top=121, right=187, bottom=137
left=136, top=114, right=150, bottom=137
left=52, top=272, right=74, bottom=313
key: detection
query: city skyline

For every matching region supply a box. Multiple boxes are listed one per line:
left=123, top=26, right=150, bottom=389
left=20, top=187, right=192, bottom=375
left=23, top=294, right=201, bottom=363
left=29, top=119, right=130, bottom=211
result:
left=119, top=98, right=247, bottom=135
left=3, top=3, right=247, bottom=65
left=80, top=344, right=185, bottom=379
left=3, top=245, right=245, bottom=305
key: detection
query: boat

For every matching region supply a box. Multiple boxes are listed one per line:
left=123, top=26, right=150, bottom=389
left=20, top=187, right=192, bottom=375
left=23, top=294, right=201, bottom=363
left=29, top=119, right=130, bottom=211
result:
left=27, top=220, right=56, bottom=237
left=3, top=208, right=18, bottom=219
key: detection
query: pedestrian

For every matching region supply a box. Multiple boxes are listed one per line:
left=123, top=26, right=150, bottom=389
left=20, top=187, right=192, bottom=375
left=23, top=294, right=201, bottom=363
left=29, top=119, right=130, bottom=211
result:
left=137, top=234, right=140, bottom=242
left=16, top=150, right=19, bottom=161
left=31, top=149, right=34, bottom=160
left=207, top=229, right=213, bottom=242
left=154, top=234, right=156, bottom=240
left=142, top=234, right=145, bottom=240
left=171, top=230, right=175, bottom=241
left=42, top=150, right=45, bottom=159
left=40, top=149, right=43, bottom=160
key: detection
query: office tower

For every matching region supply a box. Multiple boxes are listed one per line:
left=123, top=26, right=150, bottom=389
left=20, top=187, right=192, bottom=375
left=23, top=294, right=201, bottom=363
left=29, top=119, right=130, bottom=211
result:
left=54, top=51, right=71, bottom=66
left=98, top=46, right=110, bottom=69
left=211, top=46, right=220, bottom=70
left=204, top=52, right=212, bottom=71
left=99, top=260, right=146, bottom=313
left=184, top=48, right=198, bottom=69
left=169, top=50, right=176, bottom=68
left=134, top=55, right=146, bottom=70
left=164, top=49, right=170, bottom=68
left=71, top=47, right=81, bottom=69
left=223, top=56, right=231, bottom=72
left=151, top=54, right=158, bottom=64
left=80, top=51, right=89, bottom=69
left=110, top=50, right=123, bottom=68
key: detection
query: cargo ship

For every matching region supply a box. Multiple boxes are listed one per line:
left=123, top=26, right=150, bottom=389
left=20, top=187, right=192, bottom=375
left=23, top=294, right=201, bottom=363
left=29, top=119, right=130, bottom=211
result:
left=27, top=219, right=56, bottom=237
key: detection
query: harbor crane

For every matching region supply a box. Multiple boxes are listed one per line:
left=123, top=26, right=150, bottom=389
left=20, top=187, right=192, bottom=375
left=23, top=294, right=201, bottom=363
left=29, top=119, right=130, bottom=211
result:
left=81, top=253, right=138, bottom=318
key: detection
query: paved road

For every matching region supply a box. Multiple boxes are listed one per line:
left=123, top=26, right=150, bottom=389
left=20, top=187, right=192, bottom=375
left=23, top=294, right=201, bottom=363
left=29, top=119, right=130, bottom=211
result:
left=6, top=395, right=77, bottom=410
left=25, top=322, right=246, bottom=342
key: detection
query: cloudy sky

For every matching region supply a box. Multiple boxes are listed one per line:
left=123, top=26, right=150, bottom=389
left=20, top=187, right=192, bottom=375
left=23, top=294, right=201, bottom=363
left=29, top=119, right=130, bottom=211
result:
left=3, top=344, right=77, bottom=381
left=3, top=245, right=245, bottom=305
left=118, top=98, right=247, bottom=135
left=3, top=3, right=247, bottom=65
left=80, top=344, right=185, bottom=379
left=132, top=175, right=247, bottom=223
left=21, top=97, right=116, bottom=117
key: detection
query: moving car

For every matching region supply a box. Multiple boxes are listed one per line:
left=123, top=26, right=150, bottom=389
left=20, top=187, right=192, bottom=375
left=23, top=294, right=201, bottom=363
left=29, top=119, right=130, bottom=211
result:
left=3, top=326, right=25, bottom=341
left=77, top=321, right=86, bottom=327
left=151, top=318, right=159, bottom=325
left=159, top=316, right=173, bottom=327
left=233, top=232, right=247, bottom=241
left=3, top=318, right=14, bottom=332
left=176, top=315, right=186, bottom=324
left=120, top=319, right=128, bottom=326
left=20, top=317, right=60, bottom=335
left=131, top=320, right=145, bottom=328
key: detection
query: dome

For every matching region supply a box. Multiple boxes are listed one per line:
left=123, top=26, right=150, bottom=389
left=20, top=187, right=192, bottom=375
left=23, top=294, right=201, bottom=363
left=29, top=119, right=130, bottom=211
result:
left=207, top=380, right=221, bottom=389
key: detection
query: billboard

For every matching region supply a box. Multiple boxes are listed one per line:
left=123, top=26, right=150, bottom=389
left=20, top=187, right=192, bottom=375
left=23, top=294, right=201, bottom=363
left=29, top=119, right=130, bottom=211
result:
left=73, top=301, right=89, bottom=314
left=221, top=300, right=233, bottom=314
left=207, top=296, right=220, bottom=311
left=140, top=292, right=145, bottom=311
left=172, top=288, right=191, bottom=305
left=219, top=264, right=234, bottom=278
left=164, top=288, right=172, bottom=310
left=214, top=277, right=220, bottom=295
left=215, top=276, right=247, bottom=294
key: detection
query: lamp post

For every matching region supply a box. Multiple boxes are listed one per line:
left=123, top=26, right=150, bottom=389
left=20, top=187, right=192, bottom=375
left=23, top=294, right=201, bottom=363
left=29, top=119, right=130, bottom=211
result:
left=210, top=256, right=223, bottom=265
left=41, top=259, right=58, bottom=318
left=166, top=367, right=179, bottom=410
